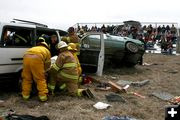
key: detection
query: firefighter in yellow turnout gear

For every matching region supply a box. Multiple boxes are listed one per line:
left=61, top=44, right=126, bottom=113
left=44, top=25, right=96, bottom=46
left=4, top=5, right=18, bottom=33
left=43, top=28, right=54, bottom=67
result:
left=48, top=41, right=94, bottom=98
left=68, top=43, right=82, bottom=83
left=62, top=27, right=80, bottom=55
left=21, top=35, right=51, bottom=102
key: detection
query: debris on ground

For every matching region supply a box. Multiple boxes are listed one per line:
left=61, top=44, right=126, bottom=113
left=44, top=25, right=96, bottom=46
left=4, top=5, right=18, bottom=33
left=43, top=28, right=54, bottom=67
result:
left=0, top=100, right=4, bottom=103
left=102, top=115, right=138, bottom=120
left=105, top=93, right=126, bottom=102
left=116, top=80, right=132, bottom=86
left=82, top=88, right=94, bottom=99
left=95, top=87, right=111, bottom=91
left=131, top=80, right=149, bottom=87
left=128, top=92, right=146, bottom=99
left=82, top=75, right=93, bottom=84
left=169, top=96, right=180, bottom=105
left=111, top=76, right=117, bottom=80
left=117, top=80, right=149, bottom=87
left=123, top=85, right=130, bottom=90
left=82, top=75, right=102, bottom=85
left=95, top=82, right=111, bottom=91
left=143, top=63, right=151, bottom=66
left=108, top=81, right=126, bottom=93
left=93, top=102, right=112, bottom=110
left=163, top=69, right=178, bottom=74
left=151, top=91, right=175, bottom=101
left=5, top=114, right=49, bottom=120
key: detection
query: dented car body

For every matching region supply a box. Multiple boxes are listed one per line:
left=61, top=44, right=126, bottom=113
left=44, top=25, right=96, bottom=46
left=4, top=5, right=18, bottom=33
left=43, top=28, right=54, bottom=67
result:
left=79, top=32, right=145, bottom=74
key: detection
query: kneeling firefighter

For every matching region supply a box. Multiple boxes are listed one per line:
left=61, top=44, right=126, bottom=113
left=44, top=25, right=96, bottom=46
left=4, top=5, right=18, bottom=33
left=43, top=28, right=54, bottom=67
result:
left=48, top=41, right=94, bottom=98
left=21, top=34, right=51, bottom=102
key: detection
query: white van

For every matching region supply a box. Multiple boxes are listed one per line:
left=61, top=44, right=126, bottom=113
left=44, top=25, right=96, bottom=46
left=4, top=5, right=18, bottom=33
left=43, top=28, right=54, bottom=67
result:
left=0, top=19, right=67, bottom=84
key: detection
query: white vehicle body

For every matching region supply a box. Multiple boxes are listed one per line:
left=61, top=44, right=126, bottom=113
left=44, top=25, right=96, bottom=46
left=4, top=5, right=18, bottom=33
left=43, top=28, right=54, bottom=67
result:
left=0, top=22, right=36, bottom=74
left=0, top=21, right=61, bottom=82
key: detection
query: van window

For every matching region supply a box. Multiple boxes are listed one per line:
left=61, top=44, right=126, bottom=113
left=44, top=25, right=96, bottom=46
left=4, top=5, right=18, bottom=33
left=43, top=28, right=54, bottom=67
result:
left=1, top=26, right=33, bottom=47
left=82, top=34, right=101, bottom=49
left=36, top=29, right=59, bottom=56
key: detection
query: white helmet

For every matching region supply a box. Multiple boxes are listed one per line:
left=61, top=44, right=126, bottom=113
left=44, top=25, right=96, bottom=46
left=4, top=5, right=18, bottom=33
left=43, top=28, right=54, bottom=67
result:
left=56, top=41, right=68, bottom=49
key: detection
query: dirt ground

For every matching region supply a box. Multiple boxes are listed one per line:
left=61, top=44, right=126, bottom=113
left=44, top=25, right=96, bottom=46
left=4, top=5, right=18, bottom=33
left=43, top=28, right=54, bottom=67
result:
left=0, top=53, right=180, bottom=120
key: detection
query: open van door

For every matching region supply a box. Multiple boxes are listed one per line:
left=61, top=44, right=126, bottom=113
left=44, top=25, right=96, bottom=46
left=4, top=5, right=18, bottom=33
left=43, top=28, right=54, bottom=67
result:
left=79, top=32, right=104, bottom=76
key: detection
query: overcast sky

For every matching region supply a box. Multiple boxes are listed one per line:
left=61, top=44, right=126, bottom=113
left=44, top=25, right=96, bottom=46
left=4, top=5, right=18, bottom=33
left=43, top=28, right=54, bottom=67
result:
left=0, top=0, right=179, bottom=30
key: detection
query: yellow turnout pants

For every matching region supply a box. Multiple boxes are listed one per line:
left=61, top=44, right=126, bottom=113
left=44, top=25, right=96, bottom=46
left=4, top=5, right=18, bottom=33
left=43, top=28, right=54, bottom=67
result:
left=21, top=55, right=48, bottom=101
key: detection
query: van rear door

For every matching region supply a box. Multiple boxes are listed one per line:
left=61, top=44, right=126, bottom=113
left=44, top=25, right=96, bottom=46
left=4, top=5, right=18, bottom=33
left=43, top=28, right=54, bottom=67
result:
left=79, top=32, right=104, bottom=76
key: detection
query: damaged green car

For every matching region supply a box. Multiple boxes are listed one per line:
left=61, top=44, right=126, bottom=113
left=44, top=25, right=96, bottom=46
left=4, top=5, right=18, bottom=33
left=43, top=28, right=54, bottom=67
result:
left=79, top=32, right=145, bottom=75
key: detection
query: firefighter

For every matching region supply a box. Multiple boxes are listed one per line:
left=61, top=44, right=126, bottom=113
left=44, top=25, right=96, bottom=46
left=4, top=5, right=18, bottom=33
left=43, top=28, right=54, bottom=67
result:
left=48, top=41, right=93, bottom=98
left=62, top=27, right=80, bottom=55
left=21, top=34, right=51, bottom=102
left=50, top=35, right=58, bottom=57
left=78, top=29, right=86, bottom=38
left=68, top=43, right=82, bottom=84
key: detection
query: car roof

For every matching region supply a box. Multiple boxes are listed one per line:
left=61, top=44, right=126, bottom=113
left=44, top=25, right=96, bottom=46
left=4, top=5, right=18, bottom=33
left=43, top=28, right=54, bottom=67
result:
left=0, top=22, right=67, bottom=35
left=0, top=22, right=36, bottom=28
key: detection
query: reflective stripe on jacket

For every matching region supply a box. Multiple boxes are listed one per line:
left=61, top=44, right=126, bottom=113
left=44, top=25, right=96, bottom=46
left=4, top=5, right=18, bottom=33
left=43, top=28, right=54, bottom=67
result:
left=53, top=50, right=79, bottom=81
left=73, top=53, right=82, bottom=75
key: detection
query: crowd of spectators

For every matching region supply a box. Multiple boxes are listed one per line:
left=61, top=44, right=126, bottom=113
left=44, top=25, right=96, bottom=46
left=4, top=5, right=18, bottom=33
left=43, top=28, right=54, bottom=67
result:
left=77, top=23, right=178, bottom=53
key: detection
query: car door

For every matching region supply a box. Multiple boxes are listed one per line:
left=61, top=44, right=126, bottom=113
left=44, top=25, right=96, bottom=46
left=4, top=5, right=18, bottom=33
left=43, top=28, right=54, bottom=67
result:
left=79, top=32, right=104, bottom=76
left=0, top=25, right=35, bottom=74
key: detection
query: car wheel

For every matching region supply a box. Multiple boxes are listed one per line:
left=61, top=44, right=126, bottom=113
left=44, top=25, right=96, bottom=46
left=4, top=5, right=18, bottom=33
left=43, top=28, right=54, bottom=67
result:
left=126, top=42, right=138, bottom=53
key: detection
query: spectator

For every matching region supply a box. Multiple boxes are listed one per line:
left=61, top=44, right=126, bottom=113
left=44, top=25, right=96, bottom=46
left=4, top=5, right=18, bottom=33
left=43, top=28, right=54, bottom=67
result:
left=166, top=25, right=170, bottom=32
left=170, top=24, right=177, bottom=34
left=160, top=35, right=168, bottom=52
left=161, top=25, right=166, bottom=34
left=157, top=26, right=162, bottom=33
left=147, top=24, right=153, bottom=34
left=101, top=24, right=106, bottom=34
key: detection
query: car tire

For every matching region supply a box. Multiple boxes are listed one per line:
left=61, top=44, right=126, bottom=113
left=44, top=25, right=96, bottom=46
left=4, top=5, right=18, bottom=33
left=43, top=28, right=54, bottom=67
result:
left=126, top=42, right=138, bottom=53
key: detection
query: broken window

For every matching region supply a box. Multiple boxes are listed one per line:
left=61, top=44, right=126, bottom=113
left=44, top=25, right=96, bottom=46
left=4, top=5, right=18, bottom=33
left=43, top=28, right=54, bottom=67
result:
left=36, top=29, right=59, bottom=56
left=1, top=26, right=34, bottom=47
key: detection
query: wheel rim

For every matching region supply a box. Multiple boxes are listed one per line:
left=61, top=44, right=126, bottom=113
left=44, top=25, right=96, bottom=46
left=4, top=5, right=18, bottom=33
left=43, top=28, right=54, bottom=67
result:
left=126, top=43, right=138, bottom=53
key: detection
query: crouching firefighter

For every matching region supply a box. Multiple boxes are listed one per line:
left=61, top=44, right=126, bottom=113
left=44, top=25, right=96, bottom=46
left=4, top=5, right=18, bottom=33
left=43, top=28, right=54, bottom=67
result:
left=48, top=41, right=94, bottom=98
left=21, top=34, right=51, bottom=102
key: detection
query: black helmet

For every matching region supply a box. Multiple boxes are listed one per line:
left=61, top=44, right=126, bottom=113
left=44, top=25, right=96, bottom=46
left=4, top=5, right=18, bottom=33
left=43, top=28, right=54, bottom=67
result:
left=37, top=34, right=50, bottom=48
